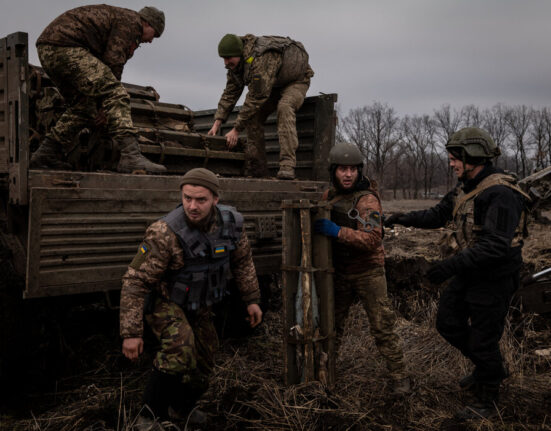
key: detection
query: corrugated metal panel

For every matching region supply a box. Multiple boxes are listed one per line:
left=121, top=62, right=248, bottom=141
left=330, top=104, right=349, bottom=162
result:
left=25, top=183, right=323, bottom=298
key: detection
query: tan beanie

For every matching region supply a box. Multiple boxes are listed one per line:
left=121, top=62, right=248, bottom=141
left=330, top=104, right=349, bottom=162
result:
left=179, top=168, right=220, bottom=195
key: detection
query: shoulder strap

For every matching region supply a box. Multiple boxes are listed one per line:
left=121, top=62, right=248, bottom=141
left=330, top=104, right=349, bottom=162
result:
left=453, top=173, right=532, bottom=218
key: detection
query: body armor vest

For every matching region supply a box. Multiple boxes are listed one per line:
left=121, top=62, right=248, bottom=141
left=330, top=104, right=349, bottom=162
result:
left=440, top=173, right=531, bottom=258
left=162, top=204, right=244, bottom=311
left=328, top=188, right=381, bottom=269
left=241, top=35, right=309, bottom=88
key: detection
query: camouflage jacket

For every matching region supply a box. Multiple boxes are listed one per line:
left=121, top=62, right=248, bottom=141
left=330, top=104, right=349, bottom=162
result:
left=36, top=5, right=143, bottom=80
left=120, top=208, right=260, bottom=338
left=322, top=179, right=385, bottom=272
left=214, top=34, right=314, bottom=131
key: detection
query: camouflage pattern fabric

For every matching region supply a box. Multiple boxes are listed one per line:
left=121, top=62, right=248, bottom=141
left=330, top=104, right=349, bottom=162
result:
left=36, top=4, right=143, bottom=80
left=334, top=267, right=406, bottom=379
left=321, top=188, right=385, bottom=271
left=146, top=297, right=218, bottom=379
left=120, top=209, right=260, bottom=339
left=245, top=80, right=309, bottom=175
left=37, top=44, right=136, bottom=148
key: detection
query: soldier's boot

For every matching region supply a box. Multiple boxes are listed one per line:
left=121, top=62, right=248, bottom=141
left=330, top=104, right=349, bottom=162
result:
left=29, top=137, right=72, bottom=170
left=390, top=376, right=412, bottom=395
left=142, top=369, right=175, bottom=421
left=276, top=165, right=295, bottom=180
left=459, top=373, right=476, bottom=391
left=455, top=382, right=500, bottom=421
left=117, top=136, right=167, bottom=174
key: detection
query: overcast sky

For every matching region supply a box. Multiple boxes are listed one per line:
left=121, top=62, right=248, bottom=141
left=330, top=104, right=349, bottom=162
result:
left=1, top=0, right=550, bottom=117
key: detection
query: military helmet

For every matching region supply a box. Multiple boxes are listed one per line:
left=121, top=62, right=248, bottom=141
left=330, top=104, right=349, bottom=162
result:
left=218, top=34, right=243, bottom=57
left=329, top=143, right=364, bottom=167
left=139, top=6, right=165, bottom=37
left=446, top=127, right=500, bottom=159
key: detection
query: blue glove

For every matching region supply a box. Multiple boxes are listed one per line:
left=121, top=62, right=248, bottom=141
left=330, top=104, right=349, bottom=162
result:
left=314, top=218, right=341, bottom=238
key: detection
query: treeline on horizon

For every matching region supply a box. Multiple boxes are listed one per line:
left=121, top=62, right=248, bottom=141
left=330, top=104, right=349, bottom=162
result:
left=336, top=102, right=551, bottom=199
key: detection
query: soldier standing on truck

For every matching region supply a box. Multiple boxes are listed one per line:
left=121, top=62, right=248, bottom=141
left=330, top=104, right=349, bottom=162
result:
left=120, top=168, right=262, bottom=424
left=384, top=127, right=531, bottom=420
left=313, top=142, right=411, bottom=394
left=30, top=4, right=167, bottom=174
left=207, top=34, right=314, bottom=180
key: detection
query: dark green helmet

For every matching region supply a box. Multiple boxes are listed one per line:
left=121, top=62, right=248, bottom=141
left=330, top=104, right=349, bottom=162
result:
left=218, top=34, right=243, bottom=57
left=446, top=127, right=500, bottom=159
left=328, top=143, right=364, bottom=167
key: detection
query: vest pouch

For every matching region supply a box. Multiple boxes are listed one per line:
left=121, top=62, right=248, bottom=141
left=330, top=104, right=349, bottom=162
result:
left=187, top=272, right=207, bottom=311
left=439, top=231, right=459, bottom=258
left=169, top=280, right=190, bottom=307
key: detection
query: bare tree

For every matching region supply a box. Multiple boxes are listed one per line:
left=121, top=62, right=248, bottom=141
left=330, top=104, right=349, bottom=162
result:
left=482, top=103, right=509, bottom=170
left=505, top=105, right=532, bottom=177
left=530, top=107, right=550, bottom=170
left=461, top=104, right=482, bottom=127
left=433, top=105, right=462, bottom=188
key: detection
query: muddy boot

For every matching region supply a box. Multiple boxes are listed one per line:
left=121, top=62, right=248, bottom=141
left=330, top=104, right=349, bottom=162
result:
left=390, top=376, right=411, bottom=395
left=117, top=136, right=167, bottom=174
left=276, top=165, right=295, bottom=180
left=455, top=383, right=499, bottom=421
left=29, top=137, right=71, bottom=170
left=459, top=372, right=475, bottom=391
left=142, top=369, right=176, bottom=421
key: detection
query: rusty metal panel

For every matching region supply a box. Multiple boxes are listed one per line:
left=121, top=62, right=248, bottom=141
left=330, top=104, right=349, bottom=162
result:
left=1, top=32, right=30, bottom=204
left=193, top=94, right=337, bottom=181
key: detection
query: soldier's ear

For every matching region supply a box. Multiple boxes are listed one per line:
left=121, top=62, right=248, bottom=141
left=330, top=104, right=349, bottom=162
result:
left=213, top=195, right=220, bottom=206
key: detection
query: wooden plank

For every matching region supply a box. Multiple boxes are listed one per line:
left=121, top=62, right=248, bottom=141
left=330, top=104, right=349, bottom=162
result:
left=139, top=144, right=245, bottom=161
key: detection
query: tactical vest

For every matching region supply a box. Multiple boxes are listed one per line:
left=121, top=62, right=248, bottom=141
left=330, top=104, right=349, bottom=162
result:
left=242, top=35, right=309, bottom=88
left=328, top=188, right=382, bottom=269
left=439, top=173, right=531, bottom=258
left=162, top=204, right=244, bottom=311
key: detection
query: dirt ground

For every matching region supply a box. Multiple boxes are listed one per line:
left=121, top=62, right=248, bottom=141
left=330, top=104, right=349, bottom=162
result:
left=1, top=200, right=550, bottom=431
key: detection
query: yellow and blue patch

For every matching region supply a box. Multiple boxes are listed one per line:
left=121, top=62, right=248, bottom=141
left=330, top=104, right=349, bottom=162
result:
left=140, top=244, right=148, bottom=254
left=215, top=246, right=226, bottom=254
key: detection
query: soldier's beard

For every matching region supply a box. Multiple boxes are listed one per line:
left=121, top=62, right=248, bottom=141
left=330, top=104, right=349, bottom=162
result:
left=185, top=207, right=217, bottom=232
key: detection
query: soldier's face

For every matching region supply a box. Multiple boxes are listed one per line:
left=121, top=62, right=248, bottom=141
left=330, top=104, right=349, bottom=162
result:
left=224, top=57, right=241, bottom=70
left=182, top=185, right=219, bottom=224
left=141, top=23, right=156, bottom=43
left=335, top=165, right=359, bottom=190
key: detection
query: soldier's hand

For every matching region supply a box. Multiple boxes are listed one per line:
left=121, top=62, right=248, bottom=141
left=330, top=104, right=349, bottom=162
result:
left=208, top=120, right=222, bottom=136
left=426, top=260, right=453, bottom=284
left=246, top=303, right=263, bottom=328
left=122, top=337, right=144, bottom=361
left=225, top=128, right=240, bottom=149
left=384, top=212, right=408, bottom=228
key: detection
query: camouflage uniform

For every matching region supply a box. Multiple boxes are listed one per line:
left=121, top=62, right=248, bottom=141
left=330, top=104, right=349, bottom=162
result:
left=322, top=183, right=406, bottom=379
left=214, top=35, right=314, bottom=176
left=120, top=209, right=260, bottom=381
left=36, top=5, right=142, bottom=148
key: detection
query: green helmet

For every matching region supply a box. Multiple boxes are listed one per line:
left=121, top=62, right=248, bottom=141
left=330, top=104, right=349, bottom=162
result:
left=446, top=127, right=500, bottom=159
left=139, top=6, right=165, bottom=37
left=329, top=143, right=364, bottom=166
left=218, top=34, right=243, bottom=57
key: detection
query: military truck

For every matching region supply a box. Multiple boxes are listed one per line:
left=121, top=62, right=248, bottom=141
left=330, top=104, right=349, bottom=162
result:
left=0, top=32, right=337, bottom=380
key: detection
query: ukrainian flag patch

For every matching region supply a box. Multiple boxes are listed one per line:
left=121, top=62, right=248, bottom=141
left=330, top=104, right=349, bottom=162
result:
left=140, top=244, right=148, bottom=254
left=215, top=246, right=226, bottom=254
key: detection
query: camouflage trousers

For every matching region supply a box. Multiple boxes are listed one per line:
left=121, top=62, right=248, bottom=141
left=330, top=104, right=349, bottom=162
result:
left=245, top=79, right=309, bottom=177
left=146, top=297, right=219, bottom=385
left=334, top=266, right=406, bottom=378
left=37, top=44, right=136, bottom=148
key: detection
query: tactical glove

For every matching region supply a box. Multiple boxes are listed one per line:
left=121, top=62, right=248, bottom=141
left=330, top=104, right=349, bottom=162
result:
left=383, top=212, right=409, bottom=227
left=313, top=218, right=341, bottom=238
left=426, top=259, right=455, bottom=284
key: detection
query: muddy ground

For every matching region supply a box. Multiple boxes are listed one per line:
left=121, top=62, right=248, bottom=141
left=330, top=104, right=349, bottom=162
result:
left=1, top=199, right=550, bottom=431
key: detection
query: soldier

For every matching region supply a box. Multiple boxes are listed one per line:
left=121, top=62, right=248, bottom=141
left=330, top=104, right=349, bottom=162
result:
left=384, top=127, right=530, bottom=419
left=207, top=34, right=314, bottom=180
left=313, top=143, right=411, bottom=394
left=120, top=168, right=263, bottom=423
left=31, top=4, right=167, bottom=174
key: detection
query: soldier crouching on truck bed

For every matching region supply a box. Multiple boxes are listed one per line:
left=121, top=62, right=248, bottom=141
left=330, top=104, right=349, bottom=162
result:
left=30, top=4, right=167, bottom=174
left=120, top=168, right=262, bottom=426
left=313, top=142, right=411, bottom=395
left=208, top=34, right=314, bottom=180
left=384, top=127, right=531, bottom=420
